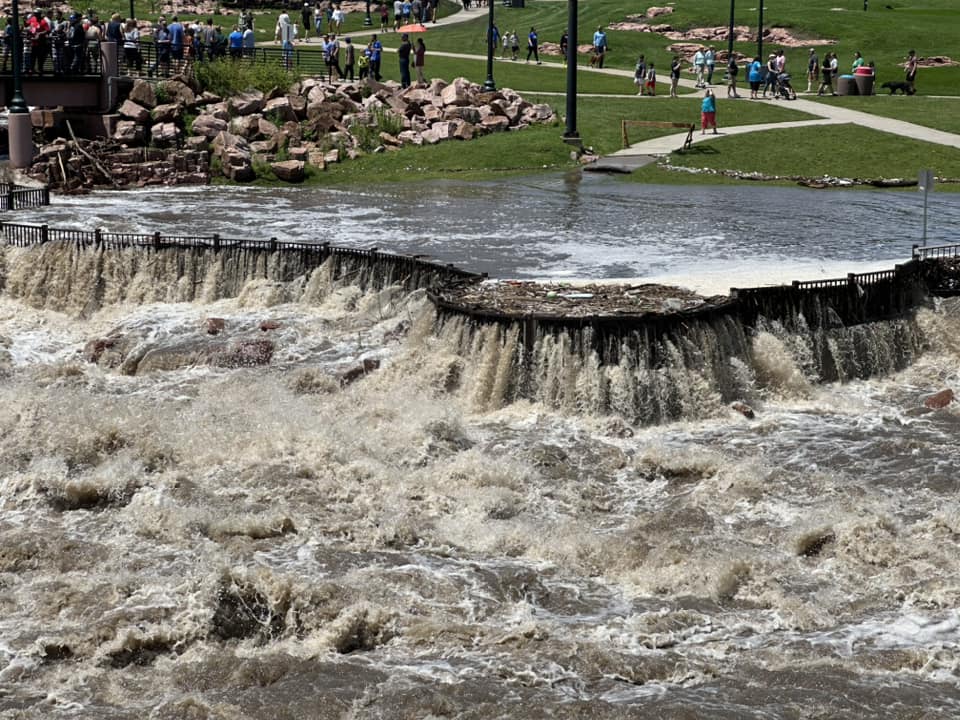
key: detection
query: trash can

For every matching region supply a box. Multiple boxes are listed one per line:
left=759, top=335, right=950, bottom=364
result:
left=854, top=74, right=874, bottom=96
left=837, top=75, right=858, bottom=96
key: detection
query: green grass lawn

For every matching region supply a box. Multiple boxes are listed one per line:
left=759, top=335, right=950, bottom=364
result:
left=112, top=0, right=960, bottom=186
left=807, top=95, right=960, bottom=134
left=653, top=123, right=960, bottom=184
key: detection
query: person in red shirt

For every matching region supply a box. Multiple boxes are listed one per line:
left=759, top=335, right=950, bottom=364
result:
left=27, top=10, right=51, bottom=75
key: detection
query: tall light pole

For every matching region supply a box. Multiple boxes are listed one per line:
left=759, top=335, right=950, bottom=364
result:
left=364, top=0, right=372, bottom=27
left=726, top=0, right=735, bottom=62
left=757, top=1, right=764, bottom=61
left=562, top=0, right=579, bottom=142
left=483, top=0, right=495, bottom=91
left=8, top=0, right=33, bottom=168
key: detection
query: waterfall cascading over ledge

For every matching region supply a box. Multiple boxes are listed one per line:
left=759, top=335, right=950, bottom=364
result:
left=0, top=221, right=956, bottom=424
left=0, top=222, right=481, bottom=314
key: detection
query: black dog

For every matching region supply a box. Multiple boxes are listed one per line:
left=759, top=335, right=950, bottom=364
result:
left=880, top=81, right=916, bottom=95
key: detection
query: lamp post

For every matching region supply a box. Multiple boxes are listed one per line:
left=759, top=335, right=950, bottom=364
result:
left=757, top=1, right=764, bottom=62
left=562, top=0, right=578, bottom=142
left=130, top=0, right=135, bottom=20
left=8, top=0, right=33, bottom=168
left=364, top=0, right=372, bottom=26
left=726, top=0, right=735, bottom=63
left=483, top=0, right=495, bottom=91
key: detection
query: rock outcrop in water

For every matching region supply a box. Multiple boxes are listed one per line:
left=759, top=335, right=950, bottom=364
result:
left=27, top=75, right=556, bottom=191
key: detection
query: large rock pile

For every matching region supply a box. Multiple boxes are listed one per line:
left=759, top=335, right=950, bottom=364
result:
left=27, top=74, right=555, bottom=190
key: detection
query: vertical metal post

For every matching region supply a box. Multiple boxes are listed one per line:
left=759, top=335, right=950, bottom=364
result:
left=9, top=0, right=27, bottom=114
left=757, top=1, right=764, bottom=62
left=563, top=0, right=579, bottom=141
left=727, top=0, right=735, bottom=62
left=364, top=0, right=372, bottom=26
left=483, top=0, right=496, bottom=91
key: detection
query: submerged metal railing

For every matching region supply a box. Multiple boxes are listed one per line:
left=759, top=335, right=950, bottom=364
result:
left=0, top=221, right=482, bottom=291
left=0, top=184, right=51, bottom=211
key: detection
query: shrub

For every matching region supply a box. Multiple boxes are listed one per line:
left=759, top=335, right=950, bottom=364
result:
left=194, top=58, right=301, bottom=97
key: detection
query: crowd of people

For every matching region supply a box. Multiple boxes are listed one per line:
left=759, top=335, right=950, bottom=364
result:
left=1, top=8, right=106, bottom=76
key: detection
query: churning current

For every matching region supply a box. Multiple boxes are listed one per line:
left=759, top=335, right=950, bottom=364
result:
left=1, top=178, right=960, bottom=719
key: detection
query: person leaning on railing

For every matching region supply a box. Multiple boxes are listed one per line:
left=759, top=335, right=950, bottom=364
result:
left=150, top=17, right=172, bottom=77
left=66, top=12, right=86, bottom=74
left=123, top=18, right=142, bottom=74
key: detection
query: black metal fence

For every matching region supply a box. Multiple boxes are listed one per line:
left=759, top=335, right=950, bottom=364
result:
left=125, top=43, right=328, bottom=78
left=0, top=43, right=103, bottom=77
left=0, top=184, right=52, bottom=211
left=0, top=221, right=482, bottom=292
left=913, top=243, right=960, bottom=261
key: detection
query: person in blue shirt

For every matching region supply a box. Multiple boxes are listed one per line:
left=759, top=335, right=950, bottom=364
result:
left=228, top=25, right=243, bottom=58
left=526, top=27, right=539, bottom=64
left=700, top=88, right=718, bottom=134
left=168, top=16, right=185, bottom=72
left=747, top=55, right=763, bottom=99
left=370, top=34, right=383, bottom=80
left=592, top=26, right=607, bottom=68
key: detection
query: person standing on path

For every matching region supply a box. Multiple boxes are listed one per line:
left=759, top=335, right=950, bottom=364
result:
left=705, top=46, right=716, bottom=85
left=905, top=49, right=918, bottom=93
left=645, top=63, right=656, bottom=96
left=633, top=54, right=646, bottom=94
left=806, top=48, right=819, bottom=92
left=526, top=27, right=540, bottom=64
left=559, top=31, right=568, bottom=66
left=592, top=26, right=607, bottom=68
left=748, top=55, right=762, bottom=99
left=414, top=37, right=426, bottom=85
left=693, top=46, right=705, bottom=88
left=670, top=55, right=681, bottom=97
left=726, top=55, right=740, bottom=98
left=509, top=30, right=518, bottom=61
left=817, top=51, right=836, bottom=95
left=301, top=3, right=313, bottom=41
left=397, top=32, right=412, bottom=88
left=701, top=89, right=718, bottom=134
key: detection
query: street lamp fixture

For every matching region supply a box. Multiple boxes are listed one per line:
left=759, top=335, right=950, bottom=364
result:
left=364, top=0, right=372, bottom=26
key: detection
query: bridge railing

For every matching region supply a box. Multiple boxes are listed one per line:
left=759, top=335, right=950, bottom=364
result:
left=127, top=43, right=327, bottom=78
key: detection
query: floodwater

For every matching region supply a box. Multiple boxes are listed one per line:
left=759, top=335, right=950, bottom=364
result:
left=2, top=177, right=960, bottom=719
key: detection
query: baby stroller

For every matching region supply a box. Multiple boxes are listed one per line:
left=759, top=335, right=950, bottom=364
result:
left=776, top=72, right=797, bottom=100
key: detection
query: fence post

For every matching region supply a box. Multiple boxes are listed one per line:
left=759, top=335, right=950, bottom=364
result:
left=153, top=231, right=161, bottom=251
left=213, top=233, right=220, bottom=251
left=94, top=228, right=103, bottom=248
left=5, top=188, right=13, bottom=211
left=270, top=237, right=277, bottom=252
left=41, top=224, right=49, bottom=243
